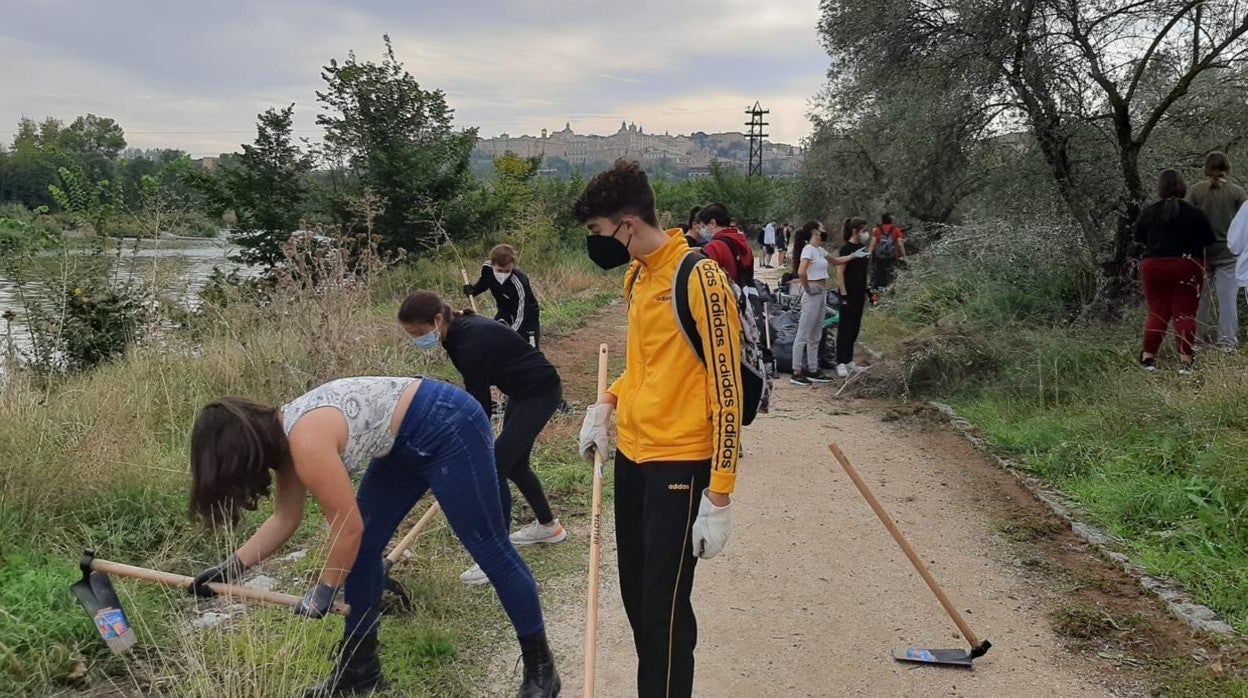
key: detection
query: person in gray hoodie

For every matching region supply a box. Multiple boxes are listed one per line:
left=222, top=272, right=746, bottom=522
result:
left=1188, top=151, right=1248, bottom=349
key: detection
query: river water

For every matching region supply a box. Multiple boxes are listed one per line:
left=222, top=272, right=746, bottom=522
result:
left=0, top=234, right=252, bottom=362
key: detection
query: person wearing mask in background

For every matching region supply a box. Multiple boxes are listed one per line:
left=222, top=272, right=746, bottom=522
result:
left=698, top=203, right=755, bottom=286
left=1188, top=151, right=1248, bottom=350
left=792, top=221, right=866, bottom=386
left=761, top=221, right=777, bottom=268
left=464, top=244, right=543, bottom=349
left=573, top=160, right=742, bottom=697
left=187, top=376, right=560, bottom=697
left=836, top=218, right=873, bottom=378
left=399, top=291, right=568, bottom=587
left=868, top=213, right=908, bottom=298
left=1135, top=169, right=1216, bottom=374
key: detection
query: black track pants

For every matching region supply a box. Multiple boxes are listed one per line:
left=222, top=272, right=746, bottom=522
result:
left=495, top=381, right=561, bottom=527
left=614, top=452, right=711, bottom=698
left=836, top=288, right=867, bottom=365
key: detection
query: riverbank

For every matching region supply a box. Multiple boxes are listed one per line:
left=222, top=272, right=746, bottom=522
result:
left=0, top=246, right=615, bottom=695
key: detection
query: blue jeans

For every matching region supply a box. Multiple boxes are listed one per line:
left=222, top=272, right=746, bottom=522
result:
left=343, top=379, right=545, bottom=640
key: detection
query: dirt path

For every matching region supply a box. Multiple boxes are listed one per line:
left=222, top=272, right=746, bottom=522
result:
left=485, top=273, right=1172, bottom=697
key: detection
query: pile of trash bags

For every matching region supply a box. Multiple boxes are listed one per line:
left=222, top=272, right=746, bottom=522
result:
left=755, top=280, right=838, bottom=375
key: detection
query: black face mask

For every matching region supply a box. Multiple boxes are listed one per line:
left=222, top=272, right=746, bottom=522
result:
left=586, top=221, right=632, bottom=270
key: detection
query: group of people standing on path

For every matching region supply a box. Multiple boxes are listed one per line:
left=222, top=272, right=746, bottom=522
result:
left=1136, top=152, right=1248, bottom=373
left=183, top=158, right=752, bottom=697
left=777, top=215, right=908, bottom=384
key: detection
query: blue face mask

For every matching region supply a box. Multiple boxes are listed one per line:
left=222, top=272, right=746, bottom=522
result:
left=411, top=319, right=441, bottom=349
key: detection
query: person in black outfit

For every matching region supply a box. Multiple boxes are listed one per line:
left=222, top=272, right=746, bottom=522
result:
left=464, top=244, right=543, bottom=348
left=835, top=217, right=871, bottom=378
left=400, top=291, right=567, bottom=587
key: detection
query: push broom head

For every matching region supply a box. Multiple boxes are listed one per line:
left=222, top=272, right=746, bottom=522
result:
left=70, top=551, right=138, bottom=655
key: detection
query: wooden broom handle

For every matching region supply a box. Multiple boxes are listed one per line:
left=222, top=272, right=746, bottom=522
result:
left=461, top=268, right=479, bottom=313
left=88, top=558, right=350, bottom=615
left=386, top=501, right=443, bottom=564
left=827, top=444, right=980, bottom=648
left=583, top=343, right=609, bottom=696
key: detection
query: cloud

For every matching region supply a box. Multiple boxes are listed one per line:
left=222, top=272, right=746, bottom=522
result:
left=0, top=0, right=828, bottom=154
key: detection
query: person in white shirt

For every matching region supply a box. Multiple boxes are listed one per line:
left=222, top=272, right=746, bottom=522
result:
left=762, top=221, right=777, bottom=267
left=790, top=221, right=865, bottom=385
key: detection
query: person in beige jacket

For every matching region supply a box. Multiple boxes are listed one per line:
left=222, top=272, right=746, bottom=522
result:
left=1188, top=151, right=1248, bottom=349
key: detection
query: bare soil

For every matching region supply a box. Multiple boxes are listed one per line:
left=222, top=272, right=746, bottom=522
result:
left=480, top=281, right=1243, bottom=697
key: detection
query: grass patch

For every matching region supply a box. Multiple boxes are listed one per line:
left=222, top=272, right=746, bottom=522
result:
left=0, top=245, right=617, bottom=695
left=866, top=222, right=1248, bottom=642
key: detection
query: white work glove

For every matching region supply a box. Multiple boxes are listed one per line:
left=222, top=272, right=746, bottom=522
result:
left=850, top=247, right=871, bottom=259
left=578, top=403, right=611, bottom=461
left=690, top=490, right=732, bottom=559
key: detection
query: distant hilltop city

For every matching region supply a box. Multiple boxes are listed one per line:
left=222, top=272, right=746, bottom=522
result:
left=471, top=120, right=804, bottom=179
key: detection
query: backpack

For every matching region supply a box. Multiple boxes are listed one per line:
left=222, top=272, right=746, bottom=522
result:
left=706, top=234, right=755, bottom=288
left=875, top=226, right=898, bottom=259
left=626, top=252, right=771, bottom=426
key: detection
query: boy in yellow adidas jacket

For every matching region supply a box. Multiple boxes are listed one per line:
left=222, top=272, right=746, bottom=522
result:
left=574, top=159, right=743, bottom=697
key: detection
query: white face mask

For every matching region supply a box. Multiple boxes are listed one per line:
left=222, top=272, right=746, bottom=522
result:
left=493, top=270, right=511, bottom=284
left=858, top=232, right=871, bottom=245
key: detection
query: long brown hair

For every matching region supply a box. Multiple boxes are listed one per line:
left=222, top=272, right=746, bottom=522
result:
left=398, top=290, right=474, bottom=328
left=1158, top=169, right=1188, bottom=222
left=791, top=221, right=821, bottom=277
left=1205, top=151, right=1231, bottom=189
left=190, top=397, right=291, bottom=528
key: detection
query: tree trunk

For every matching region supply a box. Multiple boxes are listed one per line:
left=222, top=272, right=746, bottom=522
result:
left=1090, top=142, right=1146, bottom=321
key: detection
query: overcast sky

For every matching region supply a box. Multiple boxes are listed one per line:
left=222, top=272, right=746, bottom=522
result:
left=0, top=1, right=829, bottom=157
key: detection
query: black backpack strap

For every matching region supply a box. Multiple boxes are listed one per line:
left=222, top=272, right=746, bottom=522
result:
left=673, top=252, right=706, bottom=364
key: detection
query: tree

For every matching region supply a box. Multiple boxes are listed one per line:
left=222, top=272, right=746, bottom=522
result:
left=316, top=35, right=478, bottom=252
left=56, top=114, right=126, bottom=183
left=48, top=166, right=122, bottom=236
left=818, top=0, right=1248, bottom=314
left=202, top=105, right=312, bottom=268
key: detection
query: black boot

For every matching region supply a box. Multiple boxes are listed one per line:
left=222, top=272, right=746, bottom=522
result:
left=517, top=633, right=560, bottom=697
left=304, top=634, right=388, bottom=697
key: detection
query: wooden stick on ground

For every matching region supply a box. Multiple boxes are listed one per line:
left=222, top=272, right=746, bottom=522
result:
left=827, top=443, right=981, bottom=649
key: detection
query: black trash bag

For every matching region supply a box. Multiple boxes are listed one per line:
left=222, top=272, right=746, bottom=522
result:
left=769, top=308, right=801, bottom=374
left=819, top=326, right=838, bottom=370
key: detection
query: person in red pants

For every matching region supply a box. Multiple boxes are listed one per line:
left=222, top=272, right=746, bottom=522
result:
left=1134, top=169, right=1216, bottom=374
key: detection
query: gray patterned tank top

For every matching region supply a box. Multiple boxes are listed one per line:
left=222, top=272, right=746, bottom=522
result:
left=281, top=377, right=418, bottom=473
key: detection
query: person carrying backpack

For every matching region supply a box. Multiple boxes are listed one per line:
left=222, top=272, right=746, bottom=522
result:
left=698, top=203, right=755, bottom=285
left=573, top=160, right=744, bottom=697
left=869, top=213, right=908, bottom=292
left=464, top=244, right=543, bottom=348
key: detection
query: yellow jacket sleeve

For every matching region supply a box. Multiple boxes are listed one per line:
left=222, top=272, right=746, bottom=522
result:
left=687, top=259, right=743, bottom=494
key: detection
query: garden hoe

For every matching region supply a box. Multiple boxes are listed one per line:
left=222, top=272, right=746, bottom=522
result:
left=827, top=445, right=992, bottom=668
left=71, top=550, right=349, bottom=654
left=380, top=500, right=443, bottom=612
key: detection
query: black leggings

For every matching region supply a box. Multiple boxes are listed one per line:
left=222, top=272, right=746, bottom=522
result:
left=837, top=287, right=867, bottom=365
left=496, top=381, right=562, bottom=527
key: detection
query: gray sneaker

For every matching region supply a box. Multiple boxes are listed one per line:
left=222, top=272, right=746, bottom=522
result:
left=510, top=519, right=567, bottom=546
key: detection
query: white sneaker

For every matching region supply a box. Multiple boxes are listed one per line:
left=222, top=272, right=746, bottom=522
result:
left=836, top=363, right=850, bottom=378
left=510, top=519, right=568, bottom=546
left=459, top=563, right=491, bottom=587
left=846, top=361, right=860, bottom=373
